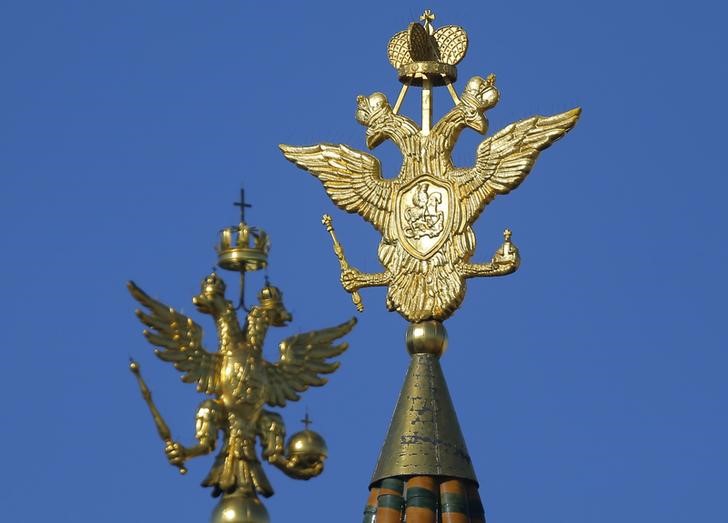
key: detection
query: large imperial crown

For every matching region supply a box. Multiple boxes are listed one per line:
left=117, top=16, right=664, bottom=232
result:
left=387, top=9, right=467, bottom=86
left=216, top=222, right=269, bottom=273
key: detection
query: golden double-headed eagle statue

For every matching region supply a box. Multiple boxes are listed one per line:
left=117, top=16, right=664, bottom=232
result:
left=281, top=10, right=579, bottom=322
left=129, top=209, right=355, bottom=521
left=129, top=275, right=354, bottom=497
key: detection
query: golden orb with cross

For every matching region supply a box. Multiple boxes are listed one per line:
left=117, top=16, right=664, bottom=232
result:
left=285, top=413, right=329, bottom=469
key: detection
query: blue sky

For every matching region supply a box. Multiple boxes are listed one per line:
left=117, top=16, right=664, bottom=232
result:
left=2, top=1, right=727, bottom=521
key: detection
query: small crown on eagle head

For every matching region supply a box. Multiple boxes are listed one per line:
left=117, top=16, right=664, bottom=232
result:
left=216, top=222, right=270, bottom=273
left=258, top=283, right=284, bottom=310
left=356, top=93, right=390, bottom=125
left=201, top=271, right=226, bottom=295
left=461, top=74, right=499, bottom=111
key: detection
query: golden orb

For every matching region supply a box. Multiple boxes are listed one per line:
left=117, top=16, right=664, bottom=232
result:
left=210, top=492, right=270, bottom=523
left=405, top=320, right=448, bottom=357
left=286, top=429, right=328, bottom=466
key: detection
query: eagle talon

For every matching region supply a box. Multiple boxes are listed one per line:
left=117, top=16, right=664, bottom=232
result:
left=165, top=441, right=187, bottom=466
left=341, top=268, right=365, bottom=293
left=491, top=232, right=520, bottom=270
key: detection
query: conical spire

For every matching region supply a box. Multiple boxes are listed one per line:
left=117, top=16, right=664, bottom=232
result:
left=362, top=321, right=486, bottom=522
left=370, top=344, right=476, bottom=483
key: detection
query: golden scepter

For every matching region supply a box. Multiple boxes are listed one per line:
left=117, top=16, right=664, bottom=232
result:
left=129, top=358, right=187, bottom=474
left=321, top=214, right=364, bottom=312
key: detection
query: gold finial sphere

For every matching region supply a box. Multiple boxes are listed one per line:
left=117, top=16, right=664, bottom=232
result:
left=406, top=321, right=448, bottom=357
left=210, top=492, right=270, bottom=523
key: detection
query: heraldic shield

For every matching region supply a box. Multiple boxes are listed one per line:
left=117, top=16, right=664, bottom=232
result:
left=396, top=175, right=453, bottom=260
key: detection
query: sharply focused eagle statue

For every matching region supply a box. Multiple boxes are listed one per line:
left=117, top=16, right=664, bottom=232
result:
left=281, top=73, right=580, bottom=322
left=128, top=273, right=355, bottom=498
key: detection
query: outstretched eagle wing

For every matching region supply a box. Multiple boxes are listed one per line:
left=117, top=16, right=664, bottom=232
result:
left=280, top=143, right=394, bottom=234
left=264, top=318, right=356, bottom=408
left=450, top=107, right=581, bottom=228
left=128, top=281, right=222, bottom=394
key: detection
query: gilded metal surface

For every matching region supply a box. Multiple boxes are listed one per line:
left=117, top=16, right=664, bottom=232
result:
left=387, top=10, right=467, bottom=86
left=322, top=214, right=363, bottom=312
left=397, top=62, right=457, bottom=86
left=128, top=274, right=355, bottom=499
left=129, top=360, right=187, bottom=474
left=405, top=320, right=448, bottom=357
left=371, top=342, right=477, bottom=484
left=281, top=11, right=580, bottom=323
left=217, top=190, right=269, bottom=311
left=210, top=491, right=270, bottom=523
left=286, top=429, right=328, bottom=465
left=216, top=222, right=269, bottom=273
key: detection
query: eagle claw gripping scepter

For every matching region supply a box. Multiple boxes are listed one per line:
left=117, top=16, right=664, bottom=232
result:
left=129, top=358, right=187, bottom=474
left=322, top=214, right=364, bottom=312
left=129, top=195, right=356, bottom=523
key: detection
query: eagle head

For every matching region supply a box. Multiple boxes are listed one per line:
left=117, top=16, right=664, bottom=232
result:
left=192, top=272, right=229, bottom=315
left=460, top=75, right=500, bottom=134
left=355, top=92, right=392, bottom=149
left=258, top=283, right=292, bottom=326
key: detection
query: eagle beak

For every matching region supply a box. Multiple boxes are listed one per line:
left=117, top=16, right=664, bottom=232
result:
left=283, top=309, right=292, bottom=324
left=193, top=293, right=222, bottom=315
left=274, top=309, right=292, bottom=326
left=192, top=295, right=210, bottom=313
left=366, top=128, right=385, bottom=149
left=468, top=114, right=488, bottom=135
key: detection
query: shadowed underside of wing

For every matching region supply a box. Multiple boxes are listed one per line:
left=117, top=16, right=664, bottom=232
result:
left=279, top=143, right=394, bottom=233
left=450, top=107, right=581, bottom=226
left=264, top=318, right=356, bottom=408
left=128, top=281, right=221, bottom=394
